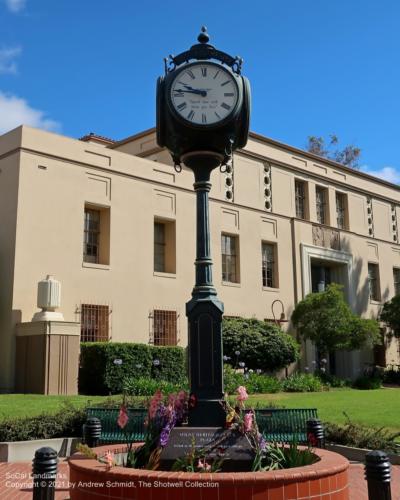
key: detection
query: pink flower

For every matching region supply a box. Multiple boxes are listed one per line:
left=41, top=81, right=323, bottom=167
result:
left=149, top=389, right=163, bottom=419
left=117, top=405, right=129, bottom=429
left=243, top=411, right=253, bottom=432
left=104, top=451, right=115, bottom=468
left=236, top=386, right=249, bottom=402
left=197, top=459, right=211, bottom=471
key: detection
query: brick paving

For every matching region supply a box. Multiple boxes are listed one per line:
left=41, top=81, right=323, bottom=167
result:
left=0, top=460, right=399, bottom=499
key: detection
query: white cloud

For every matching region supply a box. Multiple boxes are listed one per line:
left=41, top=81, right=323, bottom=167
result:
left=0, top=91, right=60, bottom=134
left=362, top=166, right=400, bottom=184
left=0, top=46, right=22, bottom=74
left=4, top=0, right=26, bottom=13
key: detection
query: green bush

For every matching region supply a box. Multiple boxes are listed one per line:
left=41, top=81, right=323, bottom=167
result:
left=150, top=346, right=187, bottom=384
left=383, top=367, right=400, bottom=385
left=123, top=377, right=188, bottom=396
left=79, top=343, right=186, bottom=395
left=282, top=374, right=324, bottom=392
left=223, top=365, right=283, bottom=394
left=325, top=413, right=400, bottom=453
left=317, top=372, right=351, bottom=388
left=222, top=317, right=300, bottom=372
left=352, top=376, right=382, bottom=390
left=0, top=403, right=86, bottom=442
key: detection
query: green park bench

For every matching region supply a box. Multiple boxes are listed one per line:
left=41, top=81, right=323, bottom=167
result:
left=86, top=407, right=318, bottom=445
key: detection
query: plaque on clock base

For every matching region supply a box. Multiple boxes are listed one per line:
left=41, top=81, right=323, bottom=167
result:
left=159, top=426, right=255, bottom=472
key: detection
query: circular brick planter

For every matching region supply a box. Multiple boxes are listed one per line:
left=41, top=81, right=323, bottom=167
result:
left=69, top=444, right=349, bottom=500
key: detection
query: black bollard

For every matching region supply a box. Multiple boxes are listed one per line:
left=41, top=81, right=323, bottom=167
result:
left=84, top=417, right=101, bottom=448
left=365, top=450, right=392, bottom=500
left=32, top=447, right=58, bottom=500
left=306, top=418, right=325, bottom=448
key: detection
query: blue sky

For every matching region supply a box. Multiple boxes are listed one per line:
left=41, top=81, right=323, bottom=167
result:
left=0, top=0, right=399, bottom=182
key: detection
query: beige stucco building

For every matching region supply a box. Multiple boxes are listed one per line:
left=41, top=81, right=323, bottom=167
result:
left=0, top=124, right=399, bottom=392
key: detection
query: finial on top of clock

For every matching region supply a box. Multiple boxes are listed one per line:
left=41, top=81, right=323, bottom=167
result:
left=197, top=26, right=210, bottom=44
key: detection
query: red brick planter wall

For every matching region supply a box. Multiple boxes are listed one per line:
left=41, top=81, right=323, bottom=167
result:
left=69, top=444, right=349, bottom=500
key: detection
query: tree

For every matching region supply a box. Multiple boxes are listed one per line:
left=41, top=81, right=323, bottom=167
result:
left=380, top=295, right=400, bottom=338
left=222, top=317, right=300, bottom=372
left=291, top=284, right=381, bottom=359
left=306, top=134, right=361, bottom=169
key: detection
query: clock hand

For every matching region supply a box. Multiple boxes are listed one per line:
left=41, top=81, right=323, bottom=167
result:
left=175, top=88, right=207, bottom=97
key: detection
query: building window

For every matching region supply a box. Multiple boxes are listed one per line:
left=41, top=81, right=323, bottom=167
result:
left=80, top=304, right=109, bottom=342
left=151, top=309, right=178, bottom=346
left=316, top=186, right=328, bottom=225
left=336, top=192, right=347, bottom=229
left=221, top=234, right=239, bottom=283
left=262, top=242, right=277, bottom=288
left=83, top=205, right=110, bottom=265
left=368, top=263, right=380, bottom=301
left=295, top=180, right=307, bottom=219
left=154, top=219, right=176, bottom=273
left=394, top=268, right=400, bottom=296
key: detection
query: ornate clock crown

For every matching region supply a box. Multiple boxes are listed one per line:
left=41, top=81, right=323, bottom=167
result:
left=164, top=26, right=243, bottom=75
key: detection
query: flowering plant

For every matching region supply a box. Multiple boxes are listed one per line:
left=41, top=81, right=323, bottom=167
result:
left=117, top=389, right=188, bottom=469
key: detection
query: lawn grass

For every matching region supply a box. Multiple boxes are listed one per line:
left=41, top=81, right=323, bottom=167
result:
left=247, top=388, right=400, bottom=433
left=0, top=388, right=399, bottom=433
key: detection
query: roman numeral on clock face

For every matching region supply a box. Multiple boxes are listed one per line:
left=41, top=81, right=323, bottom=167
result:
left=177, top=102, right=187, bottom=111
left=186, top=70, right=195, bottom=79
left=174, top=91, right=184, bottom=98
left=224, top=93, right=234, bottom=97
left=201, top=67, right=207, bottom=77
left=221, top=103, right=231, bottom=110
left=221, top=80, right=230, bottom=86
left=202, top=113, right=207, bottom=124
left=187, top=110, right=195, bottom=121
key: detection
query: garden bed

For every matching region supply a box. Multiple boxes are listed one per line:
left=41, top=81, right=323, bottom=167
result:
left=69, top=444, right=350, bottom=499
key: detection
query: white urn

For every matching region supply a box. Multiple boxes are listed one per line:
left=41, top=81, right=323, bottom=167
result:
left=32, top=275, right=65, bottom=322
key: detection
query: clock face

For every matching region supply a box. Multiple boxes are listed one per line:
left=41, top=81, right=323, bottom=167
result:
left=170, top=63, right=239, bottom=126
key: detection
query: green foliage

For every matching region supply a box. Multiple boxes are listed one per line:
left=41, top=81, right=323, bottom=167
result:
left=0, top=402, right=86, bottom=442
left=79, top=342, right=186, bottom=395
left=292, top=284, right=381, bottom=355
left=325, top=413, right=400, bottom=453
left=282, top=374, right=324, bottom=393
left=352, top=376, right=382, bottom=390
left=150, top=346, right=187, bottom=384
left=317, top=372, right=351, bottom=388
left=222, top=317, right=300, bottom=372
left=380, top=295, right=400, bottom=338
left=123, top=377, right=188, bottom=396
left=383, top=367, right=400, bottom=385
left=253, top=442, right=318, bottom=471
left=306, top=134, right=361, bottom=169
left=223, top=365, right=283, bottom=394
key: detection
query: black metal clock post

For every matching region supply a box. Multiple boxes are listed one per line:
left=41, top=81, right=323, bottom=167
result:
left=156, top=27, right=251, bottom=427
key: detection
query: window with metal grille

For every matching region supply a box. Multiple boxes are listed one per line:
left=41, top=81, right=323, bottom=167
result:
left=83, top=209, right=100, bottom=263
left=262, top=243, right=276, bottom=288
left=336, top=192, right=347, bottom=229
left=393, top=268, right=400, bottom=296
left=295, top=180, right=306, bottom=219
left=151, top=309, right=178, bottom=346
left=154, top=222, right=166, bottom=272
left=221, top=234, right=239, bottom=283
left=80, top=304, right=110, bottom=342
left=316, top=186, right=327, bottom=225
left=368, top=263, right=380, bottom=301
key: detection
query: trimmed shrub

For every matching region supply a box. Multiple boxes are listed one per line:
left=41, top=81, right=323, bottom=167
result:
left=79, top=342, right=186, bottom=395
left=317, top=372, right=351, bottom=388
left=123, top=377, right=189, bottom=396
left=282, top=374, right=324, bottom=392
left=0, top=403, right=86, bottom=442
left=222, top=317, right=300, bottom=372
left=150, top=346, right=187, bottom=384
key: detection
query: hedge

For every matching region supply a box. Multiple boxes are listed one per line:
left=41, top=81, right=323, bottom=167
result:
left=79, top=342, right=186, bottom=395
